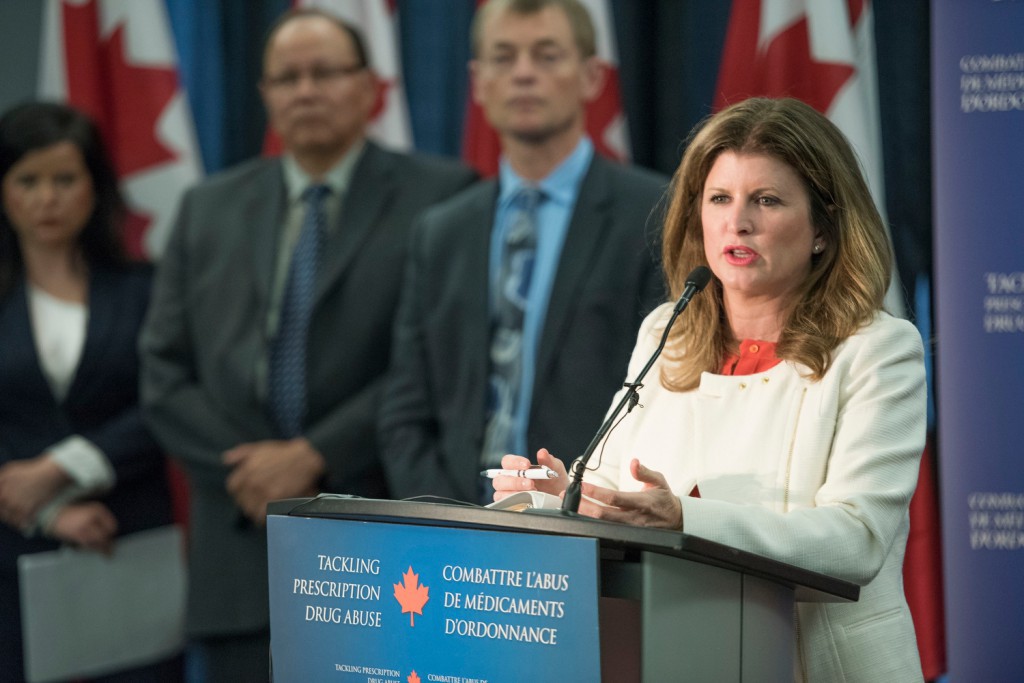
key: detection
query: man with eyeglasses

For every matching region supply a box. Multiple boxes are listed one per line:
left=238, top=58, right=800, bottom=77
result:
left=380, top=0, right=667, bottom=504
left=139, top=9, right=474, bottom=681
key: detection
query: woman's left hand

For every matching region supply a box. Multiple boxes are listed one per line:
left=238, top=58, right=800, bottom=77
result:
left=577, top=458, right=683, bottom=530
left=48, top=501, right=118, bottom=554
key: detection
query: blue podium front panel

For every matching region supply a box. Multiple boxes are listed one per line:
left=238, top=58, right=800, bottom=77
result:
left=267, top=514, right=601, bottom=683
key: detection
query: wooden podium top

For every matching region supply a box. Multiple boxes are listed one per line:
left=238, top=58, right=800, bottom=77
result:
left=268, top=495, right=858, bottom=603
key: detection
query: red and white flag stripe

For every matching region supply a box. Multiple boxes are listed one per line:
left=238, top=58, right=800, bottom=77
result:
left=38, top=0, right=202, bottom=259
left=579, top=0, right=630, bottom=162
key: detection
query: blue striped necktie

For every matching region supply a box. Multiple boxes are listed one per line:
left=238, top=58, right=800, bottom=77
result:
left=268, top=184, right=329, bottom=438
left=482, top=186, right=543, bottom=468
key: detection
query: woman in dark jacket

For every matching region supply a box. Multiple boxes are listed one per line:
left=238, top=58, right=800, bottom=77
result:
left=0, top=102, right=179, bottom=682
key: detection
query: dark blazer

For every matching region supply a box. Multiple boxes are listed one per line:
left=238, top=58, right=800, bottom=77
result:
left=0, top=266, right=171, bottom=681
left=139, top=141, right=475, bottom=636
left=379, top=154, right=668, bottom=502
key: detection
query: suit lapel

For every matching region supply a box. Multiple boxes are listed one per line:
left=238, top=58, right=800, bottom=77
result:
left=316, top=143, right=392, bottom=304
left=245, top=162, right=287, bottom=307
left=64, top=268, right=117, bottom=404
left=463, top=183, right=499, bottom=391
left=534, top=157, right=611, bottom=388
left=449, top=184, right=497, bottom=474
left=0, top=281, right=60, bottom=408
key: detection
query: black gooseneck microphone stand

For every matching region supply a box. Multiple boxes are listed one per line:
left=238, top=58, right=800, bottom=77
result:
left=533, top=265, right=713, bottom=517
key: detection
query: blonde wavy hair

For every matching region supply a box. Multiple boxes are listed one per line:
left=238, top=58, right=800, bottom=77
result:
left=661, top=97, right=893, bottom=391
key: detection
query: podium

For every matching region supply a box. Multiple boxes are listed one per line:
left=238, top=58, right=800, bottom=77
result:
left=267, top=495, right=857, bottom=683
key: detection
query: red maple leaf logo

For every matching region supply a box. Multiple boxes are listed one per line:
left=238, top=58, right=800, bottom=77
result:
left=748, top=17, right=855, bottom=113
left=714, top=0, right=857, bottom=114
left=407, top=671, right=421, bottom=683
left=393, top=566, right=430, bottom=627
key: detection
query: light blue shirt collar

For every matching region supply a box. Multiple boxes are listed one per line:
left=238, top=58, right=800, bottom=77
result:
left=497, top=137, right=593, bottom=210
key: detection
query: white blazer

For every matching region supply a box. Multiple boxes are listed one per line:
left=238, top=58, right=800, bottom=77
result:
left=588, top=304, right=926, bottom=682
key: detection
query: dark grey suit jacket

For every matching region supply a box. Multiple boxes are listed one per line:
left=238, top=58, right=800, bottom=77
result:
left=379, top=154, right=667, bottom=502
left=139, top=142, right=475, bottom=636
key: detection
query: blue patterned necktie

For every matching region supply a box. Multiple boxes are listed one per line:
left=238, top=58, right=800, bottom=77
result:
left=482, top=186, right=543, bottom=468
left=268, top=184, right=329, bottom=438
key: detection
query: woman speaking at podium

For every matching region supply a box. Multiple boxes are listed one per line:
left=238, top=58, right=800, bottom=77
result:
left=491, top=97, right=926, bottom=682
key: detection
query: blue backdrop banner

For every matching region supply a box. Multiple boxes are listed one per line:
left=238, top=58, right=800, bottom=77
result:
left=267, top=514, right=601, bottom=683
left=932, top=0, right=1024, bottom=678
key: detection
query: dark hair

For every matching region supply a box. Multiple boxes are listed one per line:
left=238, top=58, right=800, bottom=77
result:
left=262, top=8, right=371, bottom=72
left=0, top=101, right=128, bottom=298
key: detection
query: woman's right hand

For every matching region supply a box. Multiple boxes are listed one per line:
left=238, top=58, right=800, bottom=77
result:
left=490, top=448, right=569, bottom=502
left=48, top=501, right=118, bottom=554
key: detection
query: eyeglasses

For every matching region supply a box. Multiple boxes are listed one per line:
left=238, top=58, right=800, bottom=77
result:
left=263, top=64, right=365, bottom=90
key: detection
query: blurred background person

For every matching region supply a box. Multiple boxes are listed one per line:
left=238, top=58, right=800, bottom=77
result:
left=380, top=0, right=666, bottom=504
left=493, top=97, right=926, bottom=682
left=0, top=101, right=179, bottom=682
left=139, top=9, right=474, bottom=681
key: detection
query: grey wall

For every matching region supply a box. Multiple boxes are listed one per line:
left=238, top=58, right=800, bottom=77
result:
left=0, top=0, right=43, bottom=112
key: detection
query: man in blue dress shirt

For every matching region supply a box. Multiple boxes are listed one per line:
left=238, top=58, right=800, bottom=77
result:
left=379, top=0, right=667, bottom=503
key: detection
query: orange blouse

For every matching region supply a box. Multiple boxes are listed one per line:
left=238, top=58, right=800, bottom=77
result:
left=720, top=340, right=782, bottom=375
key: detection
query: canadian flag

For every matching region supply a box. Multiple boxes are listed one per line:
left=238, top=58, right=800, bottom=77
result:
left=716, top=1, right=943, bottom=677
left=264, top=0, right=412, bottom=153
left=462, top=0, right=629, bottom=177
left=38, top=0, right=202, bottom=260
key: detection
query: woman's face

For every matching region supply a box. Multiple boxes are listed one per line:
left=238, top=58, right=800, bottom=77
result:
left=701, top=151, right=819, bottom=310
left=2, top=141, right=96, bottom=253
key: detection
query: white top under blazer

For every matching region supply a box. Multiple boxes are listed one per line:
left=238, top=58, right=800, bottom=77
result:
left=588, top=303, right=926, bottom=682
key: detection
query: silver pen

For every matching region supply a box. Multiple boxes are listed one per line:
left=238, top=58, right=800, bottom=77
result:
left=480, top=465, right=558, bottom=480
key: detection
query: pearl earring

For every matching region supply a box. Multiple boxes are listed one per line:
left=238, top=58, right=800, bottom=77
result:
left=813, top=243, right=823, bottom=254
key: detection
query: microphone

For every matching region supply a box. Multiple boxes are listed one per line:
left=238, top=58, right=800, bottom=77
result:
left=673, top=265, right=712, bottom=314
left=557, top=265, right=712, bottom=516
